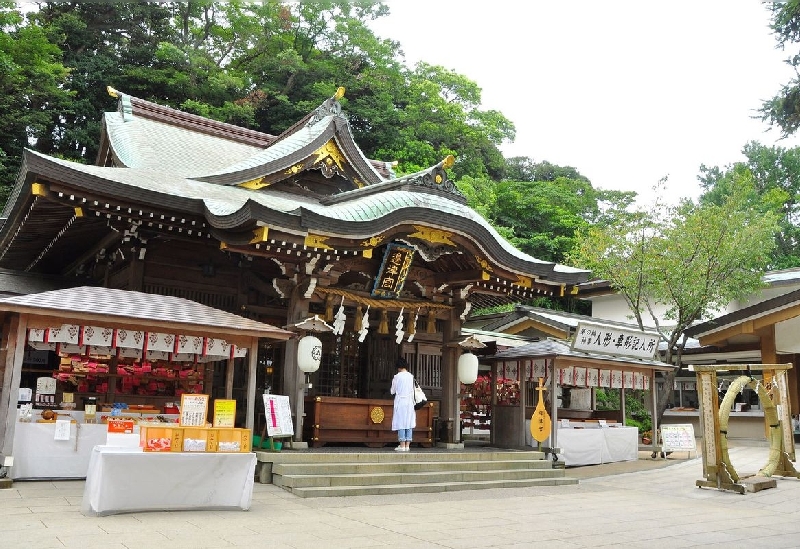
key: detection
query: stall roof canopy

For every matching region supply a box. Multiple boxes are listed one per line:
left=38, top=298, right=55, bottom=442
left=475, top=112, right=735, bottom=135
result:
left=0, top=286, right=293, bottom=341
left=489, top=339, right=677, bottom=372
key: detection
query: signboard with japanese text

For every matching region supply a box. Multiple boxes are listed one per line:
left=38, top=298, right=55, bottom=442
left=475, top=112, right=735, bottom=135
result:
left=213, top=399, right=236, bottom=428
left=661, top=424, right=696, bottom=452
left=180, top=394, right=209, bottom=427
left=572, top=321, right=659, bottom=360
left=371, top=243, right=415, bottom=298
left=263, top=394, right=294, bottom=437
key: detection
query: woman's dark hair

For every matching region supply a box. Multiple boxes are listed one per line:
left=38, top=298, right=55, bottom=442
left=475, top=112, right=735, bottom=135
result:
left=395, top=357, right=408, bottom=369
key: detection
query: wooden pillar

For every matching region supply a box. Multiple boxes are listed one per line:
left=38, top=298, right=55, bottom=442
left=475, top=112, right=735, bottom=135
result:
left=442, top=307, right=460, bottom=443
left=0, top=313, right=28, bottom=461
left=761, top=325, right=777, bottom=365
left=245, top=338, right=258, bottom=431
left=284, top=285, right=309, bottom=442
left=225, top=358, right=234, bottom=399
left=128, top=255, right=144, bottom=292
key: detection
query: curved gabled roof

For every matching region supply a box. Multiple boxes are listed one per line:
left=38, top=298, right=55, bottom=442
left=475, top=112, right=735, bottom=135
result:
left=19, top=150, right=588, bottom=284
left=0, top=87, right=591, bottom=293
left=105, top=89, right=387, bottom=190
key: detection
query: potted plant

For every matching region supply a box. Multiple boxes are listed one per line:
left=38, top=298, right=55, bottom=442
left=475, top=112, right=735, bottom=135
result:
left=641, top=430, right=652, bottom=445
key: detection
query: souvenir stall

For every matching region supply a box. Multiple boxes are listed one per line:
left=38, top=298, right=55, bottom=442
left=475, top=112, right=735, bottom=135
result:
left=487, top=322, right=677, bottom=466
left=0, top=286, right=292, bottom=483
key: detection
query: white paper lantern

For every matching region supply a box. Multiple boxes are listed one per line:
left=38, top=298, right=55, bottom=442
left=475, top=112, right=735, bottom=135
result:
left=457, top=352, right=479, bottom=384
left=297, top=335, right=322, bottom=373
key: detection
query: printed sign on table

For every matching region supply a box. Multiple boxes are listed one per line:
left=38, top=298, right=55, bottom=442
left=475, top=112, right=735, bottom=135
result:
left=180, top=394, right=209, bottom=427
left=263, top=394, right=294, bottom=437
left=213, top=399, right=236, bottom=428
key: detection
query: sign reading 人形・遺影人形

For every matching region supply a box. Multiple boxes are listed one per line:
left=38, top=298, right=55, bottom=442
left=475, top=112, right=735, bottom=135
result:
left=371, top=243, right=415, bottom=298
left=571, top=321, right=659, bottom=360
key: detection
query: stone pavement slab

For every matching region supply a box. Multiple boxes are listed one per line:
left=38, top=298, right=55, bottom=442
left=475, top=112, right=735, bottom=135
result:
left=3, top=446, right=800, bottom=548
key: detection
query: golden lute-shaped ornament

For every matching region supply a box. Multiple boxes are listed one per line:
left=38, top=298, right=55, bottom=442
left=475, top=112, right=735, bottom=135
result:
left=530, top=377, right=552, bottom=444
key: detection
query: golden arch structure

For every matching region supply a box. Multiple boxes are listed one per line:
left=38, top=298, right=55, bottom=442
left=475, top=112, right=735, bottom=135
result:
left=692, top=363, right=800, bottom=494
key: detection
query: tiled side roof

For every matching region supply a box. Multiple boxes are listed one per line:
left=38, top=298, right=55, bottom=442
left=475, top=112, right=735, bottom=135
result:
left=105, top=113, right=263, bottom=177
left=127, top=95, right=276, bottom=147
left=0, top=286, right=293, bottom=340
left=685, top=287, right=800, bottom=338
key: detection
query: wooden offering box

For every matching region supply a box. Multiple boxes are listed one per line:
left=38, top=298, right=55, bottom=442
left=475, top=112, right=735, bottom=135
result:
left=304, top=396, right=434, bottom=448
left=211, top=428, right=251, bottom=453
left=182, top=427, right=211, bottom=452
left=140, top=426, right=183, bottom=452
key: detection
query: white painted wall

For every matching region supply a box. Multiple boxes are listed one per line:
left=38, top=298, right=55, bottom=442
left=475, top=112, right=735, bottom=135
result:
left=586, top=270, right=800, bottom=326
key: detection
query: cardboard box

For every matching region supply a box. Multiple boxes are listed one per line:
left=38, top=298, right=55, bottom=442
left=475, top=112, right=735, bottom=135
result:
left=140, top=425, right=183, bottom=452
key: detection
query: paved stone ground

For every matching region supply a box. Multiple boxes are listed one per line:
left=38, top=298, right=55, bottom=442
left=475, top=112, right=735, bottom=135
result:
left=3, top=443, right=800, bottom=548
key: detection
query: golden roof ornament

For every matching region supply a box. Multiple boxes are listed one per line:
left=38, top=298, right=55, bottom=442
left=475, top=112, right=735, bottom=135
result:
left=334, top=87, right=346, bottom=100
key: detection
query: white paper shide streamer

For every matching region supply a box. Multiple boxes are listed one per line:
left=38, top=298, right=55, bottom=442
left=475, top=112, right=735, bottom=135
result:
left=395, top=307, right=405, bottom=344
left=332, top=296, right=346, bottom=335
left=358, top=305, right=370, bottom=343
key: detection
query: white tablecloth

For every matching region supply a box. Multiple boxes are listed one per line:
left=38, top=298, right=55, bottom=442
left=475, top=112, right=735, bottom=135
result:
left=526, top=423, right=639, bottom=466
left=81, top=446, right=256, bottom=516
left=11, top=422, right=109, bottom=479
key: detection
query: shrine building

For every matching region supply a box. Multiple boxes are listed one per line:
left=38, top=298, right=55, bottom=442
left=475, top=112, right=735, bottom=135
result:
left=0, top=86, right=589, bottom=447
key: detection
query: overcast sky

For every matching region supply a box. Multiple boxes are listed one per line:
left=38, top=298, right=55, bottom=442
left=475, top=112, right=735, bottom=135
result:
left=369, top=1, right=800, bottom=204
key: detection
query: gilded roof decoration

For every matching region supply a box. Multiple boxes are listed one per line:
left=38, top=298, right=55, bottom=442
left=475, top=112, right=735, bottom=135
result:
left=516, top=275, right=532, bottom=288
left=475, top=255, right=494, bottom=273
left=361, top=236, right=385, bottom=248
left=250, top=227, right=269, bottom=243
left=305, top=234, right=332, bottom=250
left=407, top=226, right=456, bottom=246
left=239, top=177, right=267, bottom=190
left=312, top=139, right=346, bottom=178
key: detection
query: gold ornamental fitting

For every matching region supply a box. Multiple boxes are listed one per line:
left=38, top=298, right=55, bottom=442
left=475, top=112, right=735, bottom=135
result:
left=370, top=406, right=385, bottom=424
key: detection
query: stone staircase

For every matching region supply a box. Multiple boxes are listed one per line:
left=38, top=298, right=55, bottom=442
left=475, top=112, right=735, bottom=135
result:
left=256, top=449, right=577, bottom=498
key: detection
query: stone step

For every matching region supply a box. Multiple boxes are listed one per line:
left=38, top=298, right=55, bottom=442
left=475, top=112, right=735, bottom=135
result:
left=257, top=450, right=546, bottom=465
left=274, top=467, right=567, bottom=488
left=287, top=477, right=578, bottom=498
left=273, top=458, right=553, bottom=476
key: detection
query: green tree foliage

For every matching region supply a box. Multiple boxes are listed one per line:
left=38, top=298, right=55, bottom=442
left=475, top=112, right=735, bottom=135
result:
left=569, top=177, right=779, bottom=421
left=761, top=1, right=800, bottom=135
left=699, top=141, right=800, bottom=269
left=2, top=1, right=514, bottom=196
left=0, top=1, right=72, bottom=198
left=460, top=157, right=636, bottom=264
left=30, top=2, right=179, bottom=161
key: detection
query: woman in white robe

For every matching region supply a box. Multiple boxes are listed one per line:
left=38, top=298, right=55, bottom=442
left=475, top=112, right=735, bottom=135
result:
left=390, top=357, right=416, bottom=451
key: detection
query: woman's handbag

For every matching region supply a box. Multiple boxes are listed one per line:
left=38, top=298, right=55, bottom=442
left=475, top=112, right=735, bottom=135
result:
left=413, top=380, right=427, bottom=410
